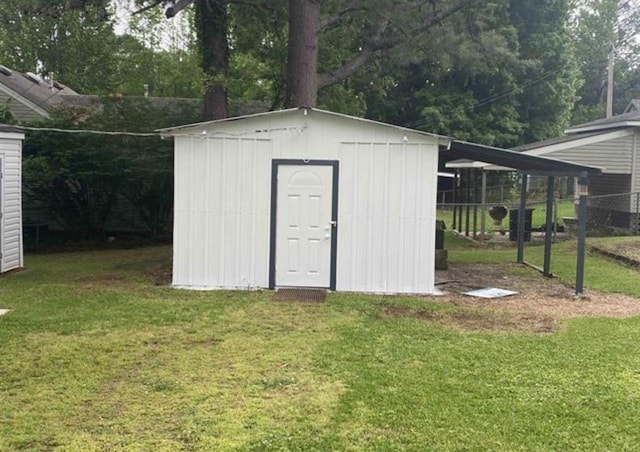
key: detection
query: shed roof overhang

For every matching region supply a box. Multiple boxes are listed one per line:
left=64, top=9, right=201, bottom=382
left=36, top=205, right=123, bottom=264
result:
left=441, top=140, right=602, bottom=176
left=0, top=124, right=25, bottom=139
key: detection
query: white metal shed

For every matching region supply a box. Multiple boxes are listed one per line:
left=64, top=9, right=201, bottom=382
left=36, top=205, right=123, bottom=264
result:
left=161, top=108, right=446, bottom=295
left=0, top=125, right=24, bottom=273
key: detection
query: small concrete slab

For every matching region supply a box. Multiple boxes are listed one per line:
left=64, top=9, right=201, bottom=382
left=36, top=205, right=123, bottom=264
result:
left=0, top=309, right=11, bottom=316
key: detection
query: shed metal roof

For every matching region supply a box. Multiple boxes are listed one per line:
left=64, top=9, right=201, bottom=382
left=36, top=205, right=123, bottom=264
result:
left=0, top=124, right=20, bottom=133
left=0, top=123, right=24, bottom=138
left=160, top=108, right=602, bottom=177
left=157, top=107, right=448, bottom=142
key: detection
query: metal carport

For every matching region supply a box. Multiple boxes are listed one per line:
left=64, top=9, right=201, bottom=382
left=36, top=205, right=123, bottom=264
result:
left=440, top=140, right=603, bottom=295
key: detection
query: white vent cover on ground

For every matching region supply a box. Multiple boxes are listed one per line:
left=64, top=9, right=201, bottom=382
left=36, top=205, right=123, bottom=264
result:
left=463, top=287, right=518, bottom=298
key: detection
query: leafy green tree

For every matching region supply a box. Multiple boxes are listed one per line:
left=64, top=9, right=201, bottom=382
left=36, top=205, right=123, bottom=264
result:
left=571, top=0, right=640, bottom=122
left=0, top=0, right=119, bottom=93
left=509, top=0, right=580, bottom=142
left=23, top=107, right=127, bottom=236
left=22, top=98, right=201, bottom=237
left=361, top=0, right=579, bottom=146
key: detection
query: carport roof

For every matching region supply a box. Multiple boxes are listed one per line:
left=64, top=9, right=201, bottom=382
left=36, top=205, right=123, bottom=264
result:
left=443, top=140, right=602, bottom=176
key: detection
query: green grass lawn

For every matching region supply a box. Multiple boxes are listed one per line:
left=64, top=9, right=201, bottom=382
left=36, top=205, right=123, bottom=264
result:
left=2, top=244, right=640, bottom=450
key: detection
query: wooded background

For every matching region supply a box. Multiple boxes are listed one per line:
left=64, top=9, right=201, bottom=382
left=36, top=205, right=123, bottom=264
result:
left=1, top=0, right=639, bottom=238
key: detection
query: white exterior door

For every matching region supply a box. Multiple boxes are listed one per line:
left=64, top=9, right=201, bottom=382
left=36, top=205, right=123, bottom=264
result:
left=275, top=164, right=334, bottom=288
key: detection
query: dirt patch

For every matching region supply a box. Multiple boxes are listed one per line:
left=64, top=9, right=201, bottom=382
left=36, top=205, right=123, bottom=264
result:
left=589, top=237, right=640, bottom=263
left=590, top=244, right=640, bottom=268
left=0, top=267, right=26, bottom=277
left=383, top=305, right=557, bottom=333
left=146, top=264, right=172, bottom=286
left=386, top=263, right=640, bottom=333
left=75, top=274, right=140, bottom=291
left=76, top=274, right=127, bottom=283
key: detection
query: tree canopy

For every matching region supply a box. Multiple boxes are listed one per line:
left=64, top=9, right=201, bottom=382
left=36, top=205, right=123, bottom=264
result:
left=1, top=0, right=638, bottom=141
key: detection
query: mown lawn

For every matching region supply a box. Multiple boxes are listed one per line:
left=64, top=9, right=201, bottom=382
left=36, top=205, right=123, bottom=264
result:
left=1, top=243, right=640, bottom=450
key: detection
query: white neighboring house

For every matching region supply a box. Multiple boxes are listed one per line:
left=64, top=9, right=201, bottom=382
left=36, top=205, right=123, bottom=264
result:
left=160, top=108, right=448, bottom=295
left=0, top=124, right=23, bottom=273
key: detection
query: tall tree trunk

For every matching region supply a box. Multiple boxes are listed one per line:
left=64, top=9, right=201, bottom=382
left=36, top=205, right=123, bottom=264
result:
left=196, top=0, right=228, bottom=120
left=285, top=0, right=320, bottom=108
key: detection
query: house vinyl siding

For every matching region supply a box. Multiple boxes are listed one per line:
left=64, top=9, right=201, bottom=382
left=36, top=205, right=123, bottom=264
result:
left=0, top=88, right=47, bottom=122
left=547, top=134, right=634, bottom=174
left=586, top=173, right=632, bottom=212
left=171, top=109, right=440, bottom=294
left=632, top=131, right=640, bottom=194
left=0, top=135, right=23, bottom=272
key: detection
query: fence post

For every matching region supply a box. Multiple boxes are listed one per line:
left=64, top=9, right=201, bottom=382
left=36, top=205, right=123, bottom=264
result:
left=634, top=193, right=640, bottom=235
left=543, top=176, right=555, bottom=277
left=452, top=171, right=457, bottom=231
left=553, top=194, right=558, bottom=240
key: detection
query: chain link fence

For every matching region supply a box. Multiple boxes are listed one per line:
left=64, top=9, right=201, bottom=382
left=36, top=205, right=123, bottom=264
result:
left=584, top=192, right=640, bottom=235
left=438, top=192, right=640, bottom=241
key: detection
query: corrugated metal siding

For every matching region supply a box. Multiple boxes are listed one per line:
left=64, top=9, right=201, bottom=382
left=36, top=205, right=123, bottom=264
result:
left=173, top=137, right=272, bottom=289
left=337, top=142, right=436, bottom=293
left=0, top=137, right=23, bottom=272
left=547, top=134, right=634, bottom=173
left=172, top=110, right=440, bottom=294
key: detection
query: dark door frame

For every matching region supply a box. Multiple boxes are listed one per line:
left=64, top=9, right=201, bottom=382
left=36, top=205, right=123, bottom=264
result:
left=269, top=159, right=339, bottom=290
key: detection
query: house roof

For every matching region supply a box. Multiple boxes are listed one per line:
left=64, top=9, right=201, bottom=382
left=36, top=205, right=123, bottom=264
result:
left=566, top=110, right=640, bottom=133
left=0, top=66, right=80, bottom=115
left=0, top=65, right=201, bottom=122
left=512, top=130, right=611, bottom=152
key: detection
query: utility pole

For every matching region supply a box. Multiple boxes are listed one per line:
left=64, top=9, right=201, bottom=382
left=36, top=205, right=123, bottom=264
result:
left=606, top=41, right=615, bottom=118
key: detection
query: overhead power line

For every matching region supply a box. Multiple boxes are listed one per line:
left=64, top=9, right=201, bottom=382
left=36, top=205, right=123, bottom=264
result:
left=10, top=124, right=307, bottom=138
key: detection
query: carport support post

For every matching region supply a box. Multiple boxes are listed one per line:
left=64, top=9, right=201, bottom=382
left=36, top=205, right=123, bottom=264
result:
left=480, top=170, right=487, bottom=239
left=543, top=176, right=555, bottom=277
left=517, top=173, right=528, bottom=263
left=576, top=171, right=589, bottom=295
